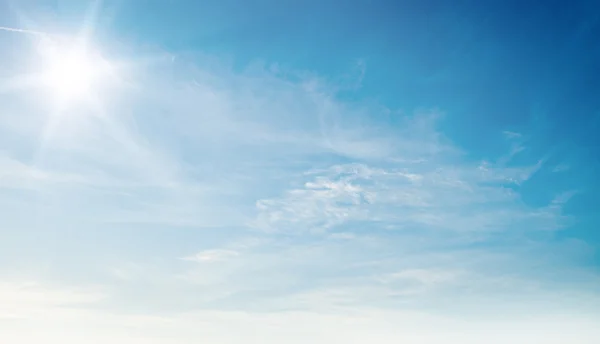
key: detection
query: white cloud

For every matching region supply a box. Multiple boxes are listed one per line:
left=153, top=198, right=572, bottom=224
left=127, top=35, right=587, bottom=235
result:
left=502, top=130, right=522, bottom=139
left=0, top=281, right=106, bottom=321
left=0, top=37, right=597, bottom=344
left=553, top=163, right=571, bottom=172
left=0, top=52, right=414, bottom=229
left=252, top=132, right=565, bottom=234
left=0, top=26, right=46, bottom=36
left=1, top=280, right=600, bottom=344
left=380, top=268, right=461, bottom=286
left=182, top=249, right=240, bottom=262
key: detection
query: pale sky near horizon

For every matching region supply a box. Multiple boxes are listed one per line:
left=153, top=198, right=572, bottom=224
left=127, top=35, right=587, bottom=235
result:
left=1, top=0, right=599, bottom=343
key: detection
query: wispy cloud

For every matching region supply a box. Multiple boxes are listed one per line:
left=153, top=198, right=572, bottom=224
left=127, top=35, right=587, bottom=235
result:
left=0, top=26, right=47, bottom=36
left=0, top=33, right=597, bottom=344
left=2, top=279, right=599, bottom=344
left=252, top=118, right=565, bottom=235
left=502, top=130, right=522, bottom=139
left=182, top=249, right=240, bottom=262
left=553, top=163, right=571, bottom=172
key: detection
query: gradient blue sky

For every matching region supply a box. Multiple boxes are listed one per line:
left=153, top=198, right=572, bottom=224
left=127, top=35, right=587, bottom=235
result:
left=1, top=0, right=600, bottom=343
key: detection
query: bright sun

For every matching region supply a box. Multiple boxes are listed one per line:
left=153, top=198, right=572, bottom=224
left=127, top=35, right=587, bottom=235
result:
left=38, top=38, right=112, bottom=105
left=44, top=49, right=96, bottom=99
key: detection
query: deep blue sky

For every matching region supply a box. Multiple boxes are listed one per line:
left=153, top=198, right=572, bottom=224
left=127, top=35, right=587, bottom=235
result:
left=107, top=1, right=600, bottom=161
left=9, top=0, right=599, bottom=155
left=107, top=0, right=600, bottom=241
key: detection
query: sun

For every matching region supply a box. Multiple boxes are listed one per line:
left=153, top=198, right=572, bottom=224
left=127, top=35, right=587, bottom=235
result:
left=45, top=49, right=95, bottom=98
left=37, top=38, right=113, bottom=105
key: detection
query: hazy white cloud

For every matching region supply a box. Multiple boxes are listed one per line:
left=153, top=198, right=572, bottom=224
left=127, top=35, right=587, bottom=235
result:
left=553, top=163, right=571, bottom=172
left=252, top=126, right=565, bottom=235
left=1, top=280, right=600, bottom=344
left=0, top=26, right=47, bottom=36
left=182, top=249, right=240, bottom=262
left=502, top=130, right=522, bottom=139
left=0, top=281, right=106, bottom=322
left=0, top=31, right=597, bottom=344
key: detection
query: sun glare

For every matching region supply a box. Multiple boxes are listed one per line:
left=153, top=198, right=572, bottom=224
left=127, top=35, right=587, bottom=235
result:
left=38, top=38, right=112, bottom=105
left=45, top=49, right=95, bottom=98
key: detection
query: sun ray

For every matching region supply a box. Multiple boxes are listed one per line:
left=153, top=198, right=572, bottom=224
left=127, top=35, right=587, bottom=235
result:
left=0, top=1, right=137, bottom=174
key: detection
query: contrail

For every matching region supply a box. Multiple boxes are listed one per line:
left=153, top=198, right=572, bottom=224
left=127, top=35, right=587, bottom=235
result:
left=0, top=26, right=47, bottom=36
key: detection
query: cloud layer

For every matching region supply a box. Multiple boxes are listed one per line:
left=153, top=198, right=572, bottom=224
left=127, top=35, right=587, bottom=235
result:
left=0, top=41, right=598, bottom=343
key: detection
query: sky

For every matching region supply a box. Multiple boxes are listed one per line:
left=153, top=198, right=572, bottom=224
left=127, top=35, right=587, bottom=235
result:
left=0, top=0, right=600, bottom=343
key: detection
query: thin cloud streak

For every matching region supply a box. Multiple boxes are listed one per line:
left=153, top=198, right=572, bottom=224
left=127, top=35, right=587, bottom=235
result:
left=0, top=26, right=47, bottom=36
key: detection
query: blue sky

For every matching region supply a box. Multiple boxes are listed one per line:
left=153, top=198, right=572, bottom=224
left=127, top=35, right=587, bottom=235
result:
left=1, top=0, right=600, bottom=342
